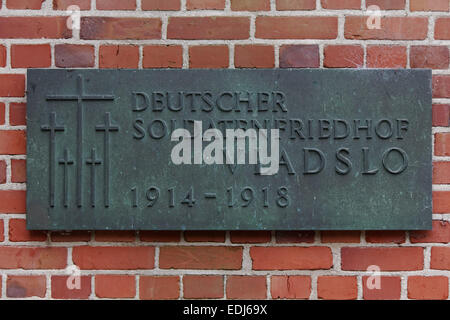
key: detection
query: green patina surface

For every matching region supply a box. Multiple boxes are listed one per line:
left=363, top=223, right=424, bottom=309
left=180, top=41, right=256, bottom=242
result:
left=26, top=69, right=432, bottom=230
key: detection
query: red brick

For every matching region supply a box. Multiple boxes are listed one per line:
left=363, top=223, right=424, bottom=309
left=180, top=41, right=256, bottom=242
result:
left=183, top=275, right=223, bottom=299
left=435, top=133, right=450, bottom=156
left=0, top=190, right=26, bottom=213
left=433, top=105, right=450, bottom=126
left=168, top=17, right=250, bottom=40
left=140, top=276, right=179, bottom=299
left=230, top=231, right=271, bottom=243
left=434, top=191, right=450, bottom=213
left=367, top=46, right=407, bottom=68
left=410, top=0, right=449, bottom=11
left=189, top=45, right=229, bottom=68
left=0, top=131, right=26, bottom=154
left=97, top=0, right=136, bottom=10
left=324, top=45, right=364, bottom=68
left=72, top=246, right=154, bottom=269
left=251, top=246, right=333, bottom=270
left=187, top=0, right=225, bottom=10
left=366, top=0, right=405, bottom=10
left=435, top=18, right=450, bottom=40
left=226, top=276, right=266, bottom=299
left=321, top=231, right=360, bottom=243
left=0, top=74, right=25, bottom=97
left=0, top=103, right=4, bottom=125
left=9, top=219, right=47, bottom=242
left=317, top=276, right=357, bottom=300
left=80, top=17, right=161, bottom=40
left=275, top=231, right=315, bottom=243
left=7, top=0, right=44, bottom=9
left=0, top=45, right=6, bottom=67
left=6, top=276, right=46, bottom=298
left=184, top=231, right=225, bottom=242
left=365, top=231, right=406, bottom=243
left=140, top=231, right=180, bottom=242
left=0, top=220, right=4, bottom=241
left=95, top=275, right=135, bottom=298
left=280, top=45, right=319, bottom=68
left=341, top=247, right=423, bottom=271
left=0, top=17, right=71, bottom=39
left=231, top=0, right=270, bottom=11
left=363, top=276, right=401, bottom=300
left=159, top=246, right=242, bottom=270
left=408, top=276, right=448, bottom=300
left=51, top=231, right=91, bottom=242
left=53, top=0, right=91, bottom=10
left=234, top=45, right=274, bottom=68
left=321, top=0, right=361, bottom=9
left=0, top=247, right=67, bottom=269
left=51, top=275, right=92, bottom=299
left=9, top=103, right=26, bottom=126
left=143, top=45, right=182, bottom=68
left=345, top=16, right=428, bottom=40
left=9, top=158, right=25, bottom=184
left=142, top=0, right=180, bottom=10
left=433, top=75, right=450, bottom=98
left=433, top=162, right=450, bottom=184
left=8, top=275, right=46, bottom=299
left=55, top=44, right=95, bottom=68
left=0, top=161, right=5, bottom=184
left=431, top=247, right=450, bottom=270
left=410, top=220, right=450, bottom=243
left=99, top=45, right=139, bottom=69
left=271, top=275, right=311, bottom=299
left=256, top=16, right=338, bottom=39
left=410, top=46, right=449, bottom=69
left=276, top=0, right=316, bottom=10
left=94, top=231, right=136, bottom=242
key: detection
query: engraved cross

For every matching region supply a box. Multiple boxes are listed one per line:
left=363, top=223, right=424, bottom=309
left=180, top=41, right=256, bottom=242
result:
left=41, top=112, right=65, bottom=207
left=46, top=74, right=114, bottom=207
left=58, top=148, right=74, bottom=208
left=96, top=112, right=119, bottom=208
left=86, top=148, right=102, bottom=208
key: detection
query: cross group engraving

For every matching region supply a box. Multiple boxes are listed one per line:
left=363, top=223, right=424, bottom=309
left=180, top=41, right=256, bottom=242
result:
left=43, top=74, right=117, bottom=208
left=86, top=148, right=102, bottom=207
left=41, top=112, right=65, bottom=207
left=58, top=148, right=74, bottom=207
left=96, top=112, right=120, bottom=207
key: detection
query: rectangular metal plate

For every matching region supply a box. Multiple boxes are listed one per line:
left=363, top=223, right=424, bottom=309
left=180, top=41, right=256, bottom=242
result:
left=26, top=69, right=432, bottom=230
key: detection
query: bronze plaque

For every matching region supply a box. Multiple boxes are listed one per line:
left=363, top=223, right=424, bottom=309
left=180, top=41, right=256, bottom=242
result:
left=26, top=69, right=432, bottom=230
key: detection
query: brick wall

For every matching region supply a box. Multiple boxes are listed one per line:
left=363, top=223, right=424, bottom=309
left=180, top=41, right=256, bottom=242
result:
left=0, top=0, right=449, bottom=300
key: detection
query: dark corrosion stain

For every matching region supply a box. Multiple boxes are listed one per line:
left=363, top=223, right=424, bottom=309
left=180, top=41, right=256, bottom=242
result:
left=7, top=281, right=26, bottom=298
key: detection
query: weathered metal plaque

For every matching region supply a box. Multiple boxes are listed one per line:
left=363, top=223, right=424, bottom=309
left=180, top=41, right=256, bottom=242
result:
left=26, top=69, right=432, bottom=230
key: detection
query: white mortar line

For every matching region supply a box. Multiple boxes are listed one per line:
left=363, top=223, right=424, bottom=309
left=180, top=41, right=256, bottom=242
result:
left=400, top=274, right=408, bottom=299
left=135, top=274, right=139, bottom=299
left=357, top=275, right=363, bottom=299
left=229, top=43, right=235, bottom=68
left=138, top=45, right=143, bottom=69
